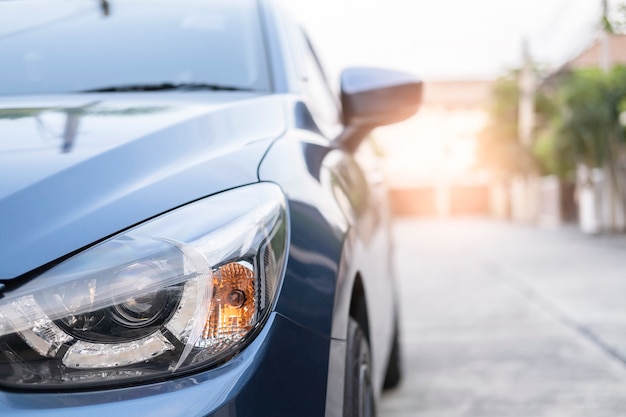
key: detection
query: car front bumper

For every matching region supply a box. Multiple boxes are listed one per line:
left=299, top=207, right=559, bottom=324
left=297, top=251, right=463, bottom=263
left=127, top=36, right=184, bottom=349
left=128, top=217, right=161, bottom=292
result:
left=0, top=312, right=332, bottom=417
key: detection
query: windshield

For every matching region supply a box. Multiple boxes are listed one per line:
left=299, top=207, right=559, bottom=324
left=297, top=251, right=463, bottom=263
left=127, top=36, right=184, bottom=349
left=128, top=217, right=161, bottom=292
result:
left=0, top=0, right=270, bottom=96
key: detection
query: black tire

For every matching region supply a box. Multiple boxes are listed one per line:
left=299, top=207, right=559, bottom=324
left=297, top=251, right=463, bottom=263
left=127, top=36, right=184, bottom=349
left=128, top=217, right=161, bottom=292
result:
left=344, top=318, right=376, bottom=417
left=382, top=323, right=402, bottom=390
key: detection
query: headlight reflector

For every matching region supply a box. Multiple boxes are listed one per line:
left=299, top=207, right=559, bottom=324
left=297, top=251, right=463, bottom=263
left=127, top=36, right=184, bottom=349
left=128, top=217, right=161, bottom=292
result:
left=0, top=183, right=287, bottom=389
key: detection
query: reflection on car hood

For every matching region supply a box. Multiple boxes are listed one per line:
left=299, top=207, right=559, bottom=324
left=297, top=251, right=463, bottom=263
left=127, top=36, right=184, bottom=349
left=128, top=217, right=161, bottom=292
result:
left=0, top=92, right=287, bottom=279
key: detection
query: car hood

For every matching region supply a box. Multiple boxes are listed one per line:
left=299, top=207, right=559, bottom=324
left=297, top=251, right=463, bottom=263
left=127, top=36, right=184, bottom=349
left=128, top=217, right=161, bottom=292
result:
left=0, top=92, right=287, bottom=279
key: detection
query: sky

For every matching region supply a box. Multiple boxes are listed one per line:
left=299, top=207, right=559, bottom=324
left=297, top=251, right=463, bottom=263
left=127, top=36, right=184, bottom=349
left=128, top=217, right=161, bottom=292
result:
left=285, top=0, right=607, bottom=81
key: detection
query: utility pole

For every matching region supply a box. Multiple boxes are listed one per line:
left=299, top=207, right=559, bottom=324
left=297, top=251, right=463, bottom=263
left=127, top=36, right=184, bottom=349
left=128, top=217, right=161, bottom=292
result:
left=518, top=38, right=535, bottom=148
left=598, top=0, right=625, bottom=232
left=600, top=0, right=611, bottom=72
left=518, top=38, right=536, bottom=223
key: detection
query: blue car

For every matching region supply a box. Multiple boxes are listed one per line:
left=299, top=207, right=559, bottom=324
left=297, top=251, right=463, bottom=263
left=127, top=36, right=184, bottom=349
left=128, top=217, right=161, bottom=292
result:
left=0, top=1, right=421, bottom=416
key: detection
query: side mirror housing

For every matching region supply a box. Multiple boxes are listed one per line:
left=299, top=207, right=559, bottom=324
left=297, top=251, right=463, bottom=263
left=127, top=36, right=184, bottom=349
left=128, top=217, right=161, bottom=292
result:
left=335, top=67, right=422, bottom=152
left=341, top=67, right=422, bottom=129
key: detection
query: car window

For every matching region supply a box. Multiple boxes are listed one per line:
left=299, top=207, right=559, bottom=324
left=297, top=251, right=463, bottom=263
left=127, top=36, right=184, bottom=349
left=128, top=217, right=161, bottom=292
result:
left=280, top=13, right=339, bottom=127
left=301, top=35, right=340, bottom=125
left=0, top=0, right=269, bottom=96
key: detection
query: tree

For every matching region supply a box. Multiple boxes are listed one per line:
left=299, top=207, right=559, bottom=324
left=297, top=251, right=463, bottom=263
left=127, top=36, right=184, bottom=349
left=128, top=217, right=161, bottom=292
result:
left=534, top=66, right=626, bottom=230
left=476, top=72, right=554, bottom=178
left=536, top=67, right=626, bottom=173
left=476, top=73, right=532, bottom=177
left=608, top=1, right=626, bottom=33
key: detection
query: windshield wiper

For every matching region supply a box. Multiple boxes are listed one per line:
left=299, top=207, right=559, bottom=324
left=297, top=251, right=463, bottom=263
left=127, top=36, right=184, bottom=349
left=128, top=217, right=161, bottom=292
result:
left=79, top=82, right=255, bottom=93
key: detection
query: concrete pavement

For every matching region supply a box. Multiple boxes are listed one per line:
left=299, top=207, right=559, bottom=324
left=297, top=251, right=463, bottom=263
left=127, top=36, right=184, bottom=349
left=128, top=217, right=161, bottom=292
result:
left=380, top=218, right=626, bottom=417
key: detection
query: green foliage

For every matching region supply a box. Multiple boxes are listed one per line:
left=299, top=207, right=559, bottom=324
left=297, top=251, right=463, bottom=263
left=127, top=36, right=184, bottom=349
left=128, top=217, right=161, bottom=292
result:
left=536, top=67, right=626, bottom=176
left=532, top=118, right=574, bottom=178
left=611, top=2, right=626, bottom=33
left=476, top=74, right=524, bottom=176
left=476, top=72, right=554, bottom=177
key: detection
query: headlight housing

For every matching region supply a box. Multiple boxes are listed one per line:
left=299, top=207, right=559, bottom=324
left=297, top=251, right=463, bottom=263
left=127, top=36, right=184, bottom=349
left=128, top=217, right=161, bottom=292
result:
left=0, top=183, right=288, bottom=390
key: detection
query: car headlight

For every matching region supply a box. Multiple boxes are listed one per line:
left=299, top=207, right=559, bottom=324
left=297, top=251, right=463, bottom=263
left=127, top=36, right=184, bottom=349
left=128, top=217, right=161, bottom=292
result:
left=0, top=183, right=288, bottom=390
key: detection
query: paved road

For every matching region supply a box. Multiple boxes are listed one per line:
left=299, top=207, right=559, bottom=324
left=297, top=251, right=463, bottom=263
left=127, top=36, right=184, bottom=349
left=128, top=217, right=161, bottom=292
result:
left=380, top=218, right=626, bottom=417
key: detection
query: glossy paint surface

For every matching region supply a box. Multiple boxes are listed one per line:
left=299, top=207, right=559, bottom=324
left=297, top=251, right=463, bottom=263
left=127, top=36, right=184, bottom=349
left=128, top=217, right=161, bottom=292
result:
left=0, top=93, right=286, bottom=279
left=0, top=313, right=330, bottom=417
left=259, top=128, right=396, bottom=397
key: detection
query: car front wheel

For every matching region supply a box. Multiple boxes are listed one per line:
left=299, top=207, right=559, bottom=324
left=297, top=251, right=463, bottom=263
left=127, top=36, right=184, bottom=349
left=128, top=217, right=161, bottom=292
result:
left=343, top=318, right=376, bottom=417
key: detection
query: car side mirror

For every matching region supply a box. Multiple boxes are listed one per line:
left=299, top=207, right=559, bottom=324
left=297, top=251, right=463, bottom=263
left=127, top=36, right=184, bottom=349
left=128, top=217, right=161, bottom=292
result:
left=341, top=67, right=422, bottom=128
left=336, top=67, right=422, bottom=152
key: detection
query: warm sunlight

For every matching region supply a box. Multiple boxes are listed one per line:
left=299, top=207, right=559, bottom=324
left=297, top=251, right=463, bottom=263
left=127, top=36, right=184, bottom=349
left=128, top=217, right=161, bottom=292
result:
left=378, top=105, right=487, bottom=184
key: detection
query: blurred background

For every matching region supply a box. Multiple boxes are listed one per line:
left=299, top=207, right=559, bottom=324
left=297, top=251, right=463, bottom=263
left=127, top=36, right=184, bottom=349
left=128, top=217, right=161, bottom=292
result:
left=286, top=0, right=626, bottom=233
left=288, top=1, right=626, bottom=416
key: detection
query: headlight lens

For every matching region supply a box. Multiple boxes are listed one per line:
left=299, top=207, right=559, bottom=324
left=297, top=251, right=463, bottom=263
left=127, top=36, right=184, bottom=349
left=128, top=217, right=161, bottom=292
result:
left=0, top=183, right=288, bottom=389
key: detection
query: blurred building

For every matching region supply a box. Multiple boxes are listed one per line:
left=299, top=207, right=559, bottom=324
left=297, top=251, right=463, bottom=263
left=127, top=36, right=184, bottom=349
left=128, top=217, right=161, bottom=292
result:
left=545, top=34, right=626, bottom=86
left=380, top=79, right=493, bottom=217
left=384, top=34, right=626, bottom=221
left=566, top=33, right=626, bottom=68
